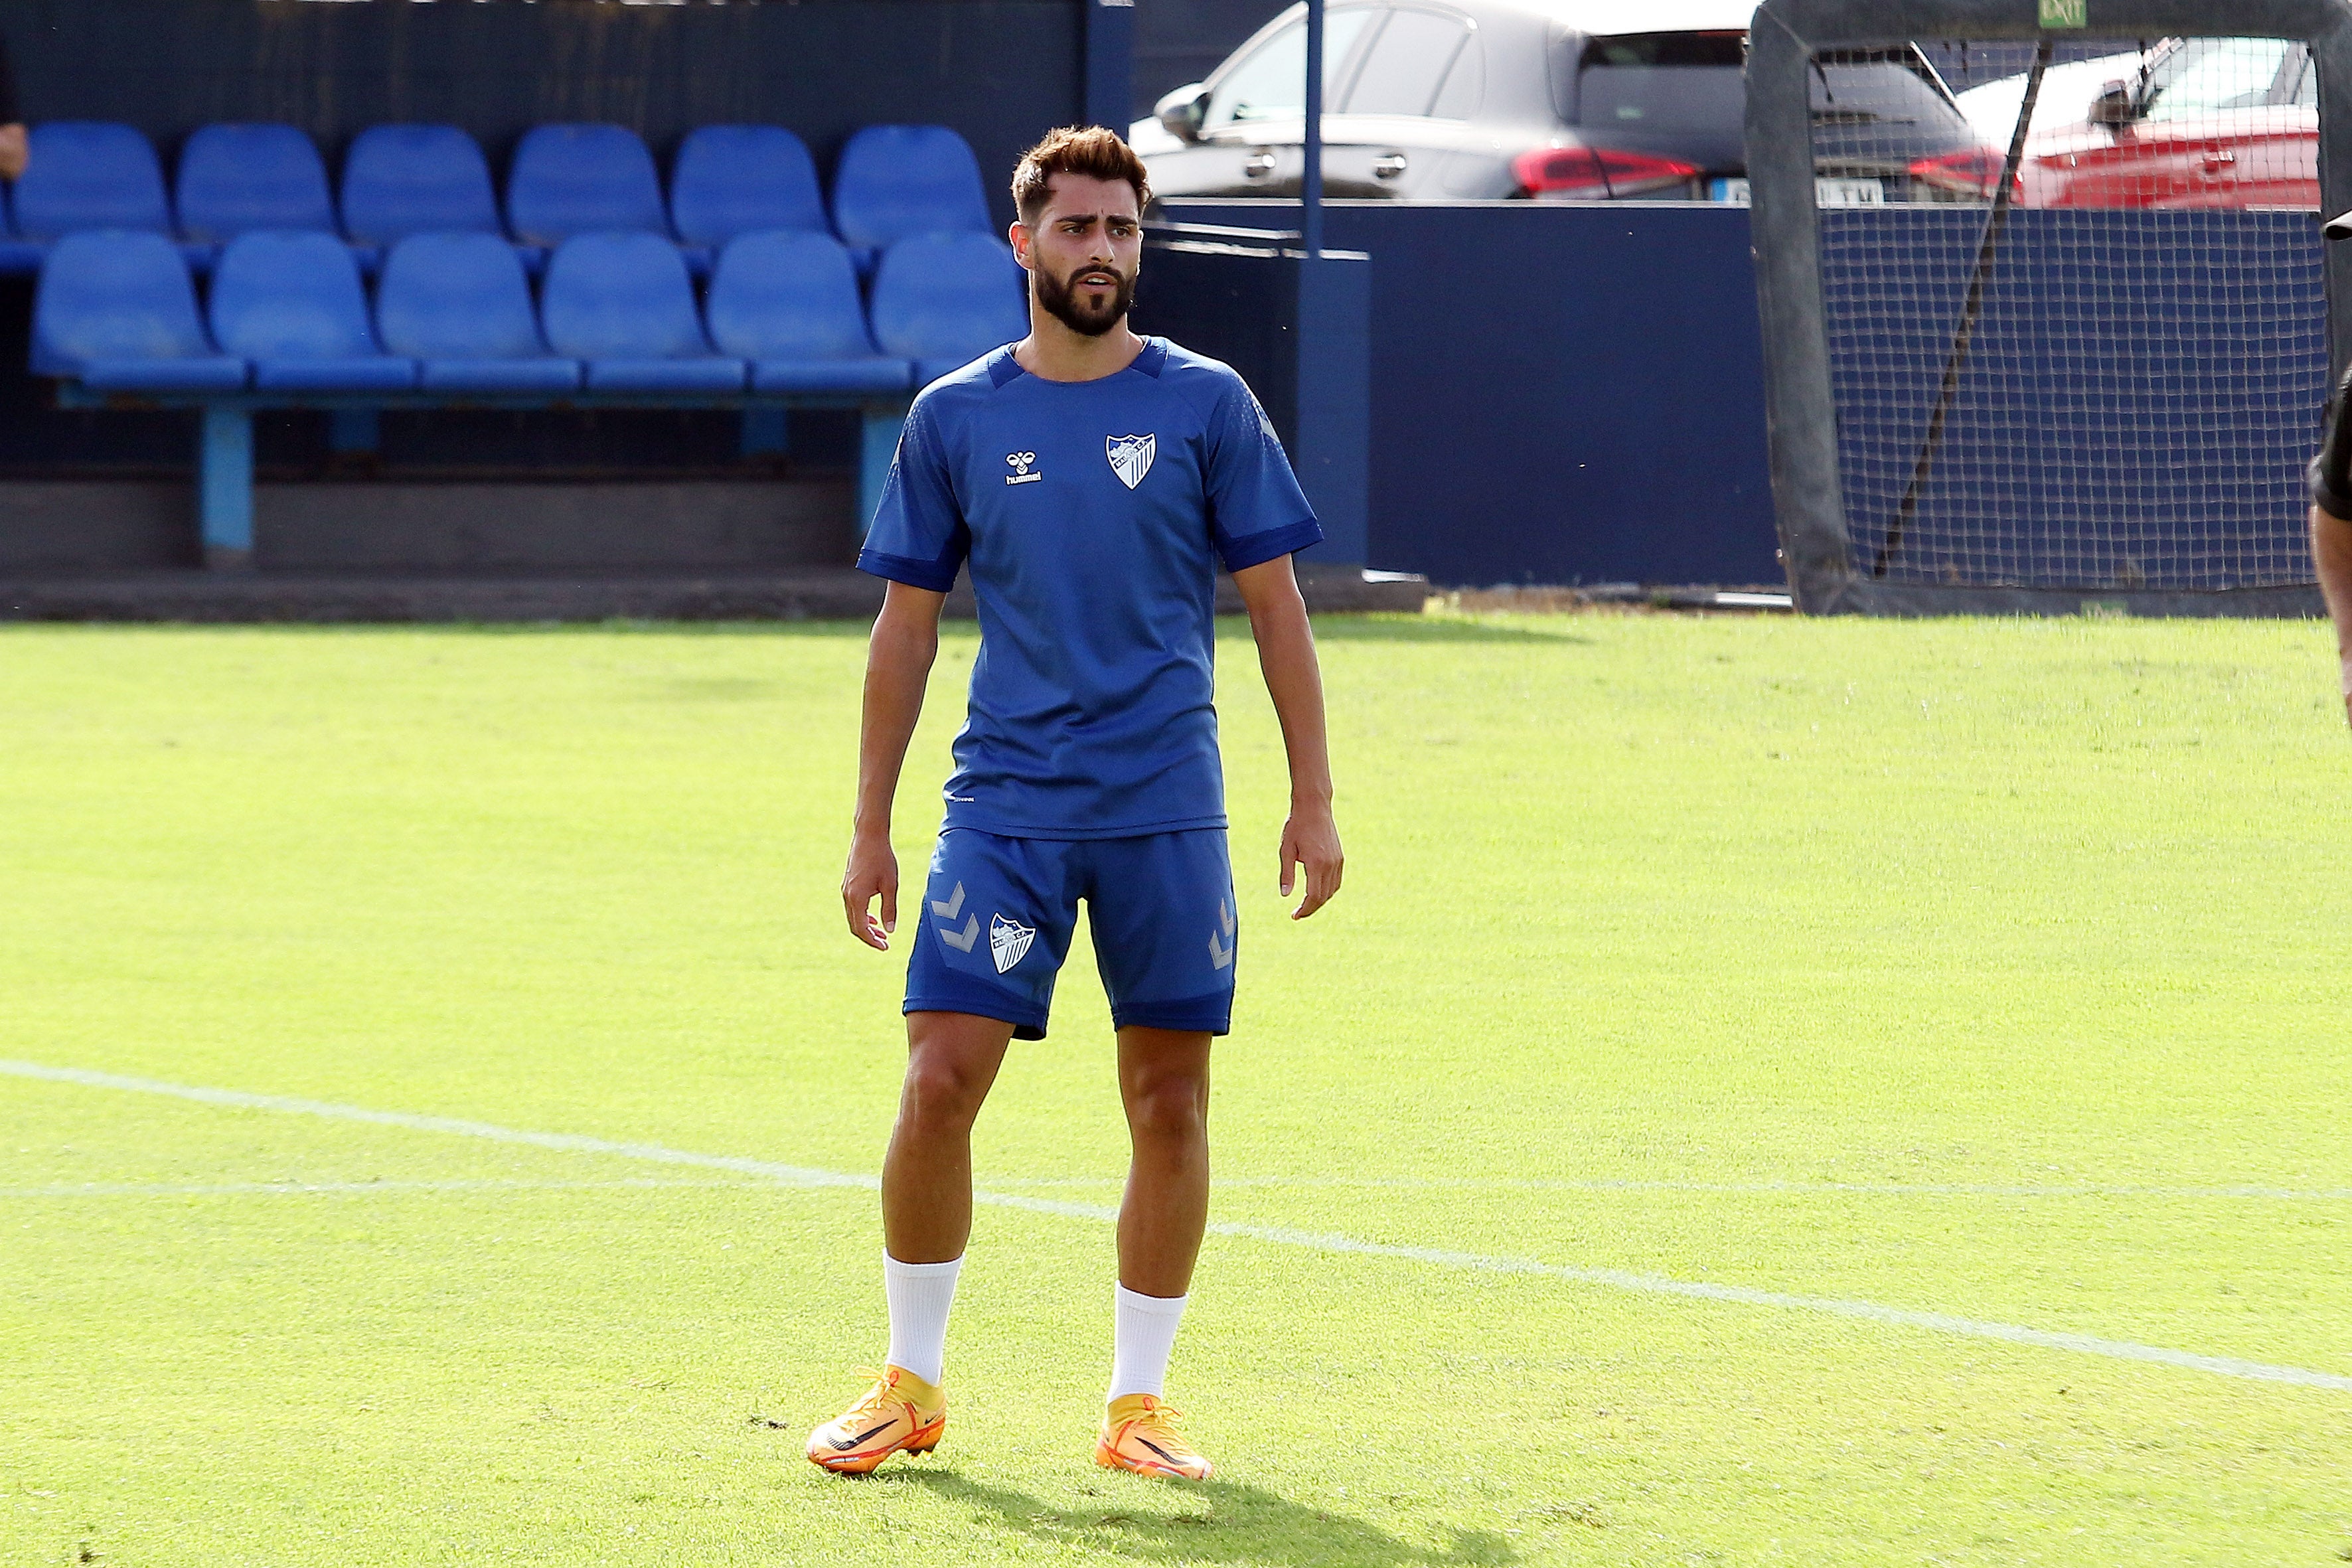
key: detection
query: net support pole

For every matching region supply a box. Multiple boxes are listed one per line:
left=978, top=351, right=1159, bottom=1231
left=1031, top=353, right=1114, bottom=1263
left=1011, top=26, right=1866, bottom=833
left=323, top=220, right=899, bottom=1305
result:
left=1746, top=3, right=1853, bottom=612
left=1873, top=39, right=2050, bottom=578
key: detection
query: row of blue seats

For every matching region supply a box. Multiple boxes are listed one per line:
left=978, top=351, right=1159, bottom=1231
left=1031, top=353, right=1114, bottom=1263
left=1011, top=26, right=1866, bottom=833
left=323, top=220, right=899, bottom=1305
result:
left=0, top=121, right=992, bottom=275
left=34, top=226, right=1027, bottom=399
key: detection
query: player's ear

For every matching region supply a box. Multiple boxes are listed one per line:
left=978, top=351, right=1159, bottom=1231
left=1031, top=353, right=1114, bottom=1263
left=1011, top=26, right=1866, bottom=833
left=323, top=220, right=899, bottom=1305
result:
left=1008, top=221, right=1033, bottom=270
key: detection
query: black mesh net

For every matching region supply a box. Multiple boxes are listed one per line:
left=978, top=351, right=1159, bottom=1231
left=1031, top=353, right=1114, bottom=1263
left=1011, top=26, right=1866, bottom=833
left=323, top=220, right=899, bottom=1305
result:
left=1804, top=37, right=2323, bottom=591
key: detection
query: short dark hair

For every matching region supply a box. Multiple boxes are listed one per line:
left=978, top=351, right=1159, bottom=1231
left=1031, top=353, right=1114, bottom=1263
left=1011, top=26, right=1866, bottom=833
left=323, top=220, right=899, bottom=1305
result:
left=1012, top=126, right=1151, bottom=226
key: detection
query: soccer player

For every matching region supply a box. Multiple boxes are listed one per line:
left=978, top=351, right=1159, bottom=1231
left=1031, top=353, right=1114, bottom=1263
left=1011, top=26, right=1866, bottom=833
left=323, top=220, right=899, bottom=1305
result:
left=806, top=126, right=1342, bottom=1480
left=2310, top=363, right=2352, bottom=727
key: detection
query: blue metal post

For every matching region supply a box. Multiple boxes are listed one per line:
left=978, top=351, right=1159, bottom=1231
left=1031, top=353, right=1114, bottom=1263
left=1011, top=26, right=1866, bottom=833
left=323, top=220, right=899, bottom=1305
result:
left=858, top=404, right=906, bottom=538
left=1084, top=0, right=1136, bottom=131
left=740, top=408, right=790, bottom=459
left=1302, top=0, right=1325, bottom=258
left=198, top=406, right=254, bottom=568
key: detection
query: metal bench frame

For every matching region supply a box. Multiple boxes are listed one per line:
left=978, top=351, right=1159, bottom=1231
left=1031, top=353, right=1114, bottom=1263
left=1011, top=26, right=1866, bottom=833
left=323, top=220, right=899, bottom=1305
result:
left=54, top=385, right=910, bottom=566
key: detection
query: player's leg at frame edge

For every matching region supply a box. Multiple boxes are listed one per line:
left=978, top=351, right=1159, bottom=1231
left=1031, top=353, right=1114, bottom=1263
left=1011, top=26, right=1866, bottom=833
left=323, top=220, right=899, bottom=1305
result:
left=2306, top=350, right=2352, bottom=730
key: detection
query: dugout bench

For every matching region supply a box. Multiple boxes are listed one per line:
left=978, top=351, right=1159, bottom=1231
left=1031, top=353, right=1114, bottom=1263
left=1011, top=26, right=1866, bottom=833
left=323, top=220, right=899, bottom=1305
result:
left=52, top=385, right=911, bottom=567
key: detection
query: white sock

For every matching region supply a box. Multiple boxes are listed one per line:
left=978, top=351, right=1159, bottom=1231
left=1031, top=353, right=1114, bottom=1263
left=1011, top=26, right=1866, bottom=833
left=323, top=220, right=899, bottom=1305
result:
left=1107, top=1284, right=1188, bottom=1401
left=882, top=1253, right=962, bottom=1386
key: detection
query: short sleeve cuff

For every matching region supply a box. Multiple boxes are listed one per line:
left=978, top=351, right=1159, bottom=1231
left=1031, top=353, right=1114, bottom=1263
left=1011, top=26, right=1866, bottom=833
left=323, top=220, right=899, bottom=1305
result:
left=857, top=547, right=962, bottom=593
left=1216, top=519, right=1324, bottom=574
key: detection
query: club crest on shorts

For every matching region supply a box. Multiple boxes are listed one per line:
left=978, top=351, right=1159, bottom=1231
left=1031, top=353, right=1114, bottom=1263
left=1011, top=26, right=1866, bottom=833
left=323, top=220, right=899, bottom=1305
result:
left=1105, top=433, right=1156, bottom=490
left=988, top=913, right=1036, bottom=974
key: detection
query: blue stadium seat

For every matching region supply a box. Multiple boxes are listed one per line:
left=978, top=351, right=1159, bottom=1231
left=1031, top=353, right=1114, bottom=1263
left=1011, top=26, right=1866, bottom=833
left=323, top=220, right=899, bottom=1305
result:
left=506, top=125, right=670, bottom=250
left=3, top=123, right=182, bottom=274
left=209, top=231, right=417, bottom=392
left=670, top=125, right=828, bottom=268
left=376, top=232, right=580, bottom=396
left=705, top=231, right=911, bottom=396
left=30, top=230, right=246, bottom=392
left=868, top=231, right=1028, bottom=386
left=341, top=125, right=503, bottom=253
left=830, top=125, right=992, bottom=260
left=175, top=124, right=337, bottom=254
left=539, top=232, right=744, bottom=394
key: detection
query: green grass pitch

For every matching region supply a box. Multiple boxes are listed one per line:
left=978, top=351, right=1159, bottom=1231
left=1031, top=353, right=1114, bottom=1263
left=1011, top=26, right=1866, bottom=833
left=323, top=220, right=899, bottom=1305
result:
left=3, top=610, right=2348, bottom=1567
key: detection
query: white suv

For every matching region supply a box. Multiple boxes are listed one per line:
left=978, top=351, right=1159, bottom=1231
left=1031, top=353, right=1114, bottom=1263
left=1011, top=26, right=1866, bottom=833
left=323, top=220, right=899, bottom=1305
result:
left=1133, top=0, right=1986, bottom=204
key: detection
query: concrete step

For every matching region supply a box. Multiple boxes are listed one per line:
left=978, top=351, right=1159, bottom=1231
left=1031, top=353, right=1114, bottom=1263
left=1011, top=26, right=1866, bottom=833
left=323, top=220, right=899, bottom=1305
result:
left=0, top=564, right=1428, bottom=624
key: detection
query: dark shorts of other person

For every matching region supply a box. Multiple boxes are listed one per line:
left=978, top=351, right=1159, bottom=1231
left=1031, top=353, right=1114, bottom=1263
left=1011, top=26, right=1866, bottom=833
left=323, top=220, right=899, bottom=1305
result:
left=904, top=828, right=1237, bottom=1040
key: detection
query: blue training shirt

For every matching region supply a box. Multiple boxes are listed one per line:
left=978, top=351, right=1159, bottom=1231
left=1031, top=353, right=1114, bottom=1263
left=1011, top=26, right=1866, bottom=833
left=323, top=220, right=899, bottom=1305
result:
left=858, top=337, right=1322, bottom=840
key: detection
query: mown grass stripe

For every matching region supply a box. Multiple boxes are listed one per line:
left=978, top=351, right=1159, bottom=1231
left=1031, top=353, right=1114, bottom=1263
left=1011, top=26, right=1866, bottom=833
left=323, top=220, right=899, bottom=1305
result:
left=9, top=1056, right=2348, bottom=1395
left=980, top=1174, right=2352, bottom=1202
left=0, top=1178, right=770, bottom=1199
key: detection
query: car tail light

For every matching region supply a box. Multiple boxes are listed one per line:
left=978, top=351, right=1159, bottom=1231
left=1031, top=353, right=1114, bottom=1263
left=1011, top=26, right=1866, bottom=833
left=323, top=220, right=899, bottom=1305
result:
left=1514, top=146, right=1703, bottom=200
left=1909, top=148, right=2019, bottom=200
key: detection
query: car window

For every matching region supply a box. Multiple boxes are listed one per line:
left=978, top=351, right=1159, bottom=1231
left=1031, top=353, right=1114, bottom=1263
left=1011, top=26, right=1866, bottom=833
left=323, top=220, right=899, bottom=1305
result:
left=1205, top=9, right=1377, bottom=131
left=2142, top=37, right=2293, bottom=121
left=1573, top=31, right=1746, bottom=133
left=1429, top=29, right=1484, bottom=120
left=1344, top=8, right=1474, bottom=118
left=2294, top=48, right=2318, bottom=108
left=1809, top=49, right=1968, bottom=131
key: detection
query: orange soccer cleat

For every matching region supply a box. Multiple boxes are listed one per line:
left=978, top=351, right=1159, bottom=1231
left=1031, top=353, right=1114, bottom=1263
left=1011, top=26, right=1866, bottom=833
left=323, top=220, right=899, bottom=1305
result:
left=805, top=1366, right=946, bottom=1474
left=1095, top=1393, right=1213, bottom=1480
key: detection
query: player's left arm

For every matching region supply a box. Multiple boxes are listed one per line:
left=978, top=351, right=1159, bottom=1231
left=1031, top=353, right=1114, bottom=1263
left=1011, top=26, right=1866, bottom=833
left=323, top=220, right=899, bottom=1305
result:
left=1232, top=554, right=1342, bottom=919
left=2312, top=503, right=2352, bottom=730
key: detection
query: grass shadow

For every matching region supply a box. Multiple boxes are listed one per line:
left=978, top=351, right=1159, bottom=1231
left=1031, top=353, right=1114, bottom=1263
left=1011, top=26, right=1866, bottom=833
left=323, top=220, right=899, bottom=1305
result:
left=883, top=1465, right=1517, bottom=1567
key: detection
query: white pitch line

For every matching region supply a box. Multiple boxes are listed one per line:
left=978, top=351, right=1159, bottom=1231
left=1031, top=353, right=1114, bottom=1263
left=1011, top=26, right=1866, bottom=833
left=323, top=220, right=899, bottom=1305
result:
left=0, top=1178, right=770, bottom=1200
left=975, top=1174, right=2352, bottom=1202
left=7, top=1057, right=2349, bottom=1395
left=1198, top=1220, right=2352, bottom=1392
left=0, top=1059, right=869, bottom=1190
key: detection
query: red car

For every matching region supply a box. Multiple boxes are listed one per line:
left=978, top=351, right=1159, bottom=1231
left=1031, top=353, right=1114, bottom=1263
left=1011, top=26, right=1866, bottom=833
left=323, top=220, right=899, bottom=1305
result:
left=1911, top=37, right=2319, bottom=210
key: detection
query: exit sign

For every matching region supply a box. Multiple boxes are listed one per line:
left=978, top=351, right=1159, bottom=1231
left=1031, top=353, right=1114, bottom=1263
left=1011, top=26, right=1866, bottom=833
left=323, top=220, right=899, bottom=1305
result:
left=2040, top=0, right=2087, bottom=27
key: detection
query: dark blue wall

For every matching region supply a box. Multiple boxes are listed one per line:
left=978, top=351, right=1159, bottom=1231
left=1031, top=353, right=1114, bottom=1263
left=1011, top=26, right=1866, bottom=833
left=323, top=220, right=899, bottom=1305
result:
left=0, top=0, right=1080, bottom=230
left=1159, top=200, right=1782, bottom=588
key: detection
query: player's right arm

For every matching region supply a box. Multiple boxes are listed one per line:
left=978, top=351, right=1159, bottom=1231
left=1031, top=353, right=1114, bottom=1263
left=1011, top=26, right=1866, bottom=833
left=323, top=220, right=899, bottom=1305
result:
left=2311, top=371, right=2352, bottom=729
left=844, top=582, right=947, bottom=949
left=844, top=394, right=969, bottom=946
left=2313, top=504, right=2352, bottom=730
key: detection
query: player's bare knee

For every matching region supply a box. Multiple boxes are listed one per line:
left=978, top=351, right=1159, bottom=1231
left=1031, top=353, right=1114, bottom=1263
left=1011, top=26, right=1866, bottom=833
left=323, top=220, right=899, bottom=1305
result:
left=1121, top=1073, right=1209, bottom=1147
left=898, top=1052, right=993, bottom=1133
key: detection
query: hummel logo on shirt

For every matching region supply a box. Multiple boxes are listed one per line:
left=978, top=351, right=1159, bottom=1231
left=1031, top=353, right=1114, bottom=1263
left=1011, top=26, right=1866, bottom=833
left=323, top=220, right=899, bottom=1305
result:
left=1004, top=451, right=1042, bottom=485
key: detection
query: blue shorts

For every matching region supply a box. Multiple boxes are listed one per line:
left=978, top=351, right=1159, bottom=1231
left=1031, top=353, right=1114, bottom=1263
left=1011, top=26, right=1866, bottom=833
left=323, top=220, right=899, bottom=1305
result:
left=905, top=828, right=1237, bottom=1040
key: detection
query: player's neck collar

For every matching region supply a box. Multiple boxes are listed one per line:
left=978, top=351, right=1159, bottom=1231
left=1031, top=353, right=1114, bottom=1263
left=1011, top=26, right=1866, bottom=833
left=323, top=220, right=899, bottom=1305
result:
left=992, top=336, right=1166, bottom=388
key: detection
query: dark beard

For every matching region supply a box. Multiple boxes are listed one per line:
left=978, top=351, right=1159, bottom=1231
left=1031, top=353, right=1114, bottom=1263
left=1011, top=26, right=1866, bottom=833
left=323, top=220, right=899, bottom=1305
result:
left=1034, top=262, right=1134, bottom=338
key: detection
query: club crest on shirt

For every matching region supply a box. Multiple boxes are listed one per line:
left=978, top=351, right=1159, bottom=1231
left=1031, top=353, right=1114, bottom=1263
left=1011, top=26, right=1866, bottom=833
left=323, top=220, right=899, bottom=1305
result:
left=1105, top=433, right=1156, bottom=491
left=989, top=913, right=1037, bottom=974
